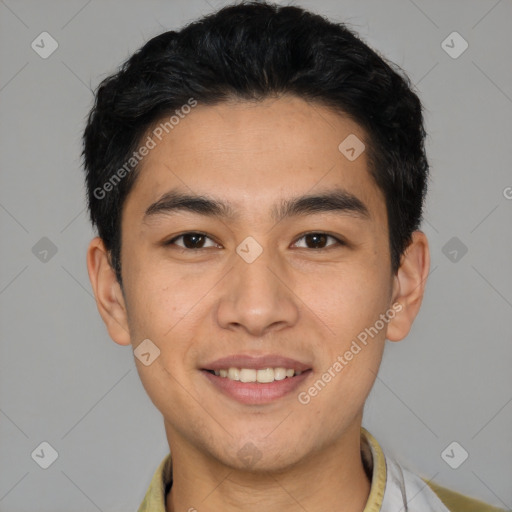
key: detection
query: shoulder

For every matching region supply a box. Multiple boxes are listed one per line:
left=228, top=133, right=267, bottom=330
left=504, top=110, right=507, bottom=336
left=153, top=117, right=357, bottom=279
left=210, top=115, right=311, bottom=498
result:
left=423, top=479, right=509, bottom=512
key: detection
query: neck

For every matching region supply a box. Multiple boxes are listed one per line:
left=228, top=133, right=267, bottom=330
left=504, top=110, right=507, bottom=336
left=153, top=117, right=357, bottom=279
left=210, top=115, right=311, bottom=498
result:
left=165, top=421, right=371, bottom=512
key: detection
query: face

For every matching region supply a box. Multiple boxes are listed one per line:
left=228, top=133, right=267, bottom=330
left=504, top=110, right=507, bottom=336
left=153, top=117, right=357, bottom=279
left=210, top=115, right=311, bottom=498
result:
left=88, top=95, right=428, bottom=472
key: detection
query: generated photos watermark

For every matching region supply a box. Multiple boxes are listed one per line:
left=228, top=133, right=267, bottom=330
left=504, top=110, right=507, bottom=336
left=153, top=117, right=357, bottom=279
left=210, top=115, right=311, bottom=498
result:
left=93, top=97, right=198, bottom=200
left=297, top=302, right=403, bottom=405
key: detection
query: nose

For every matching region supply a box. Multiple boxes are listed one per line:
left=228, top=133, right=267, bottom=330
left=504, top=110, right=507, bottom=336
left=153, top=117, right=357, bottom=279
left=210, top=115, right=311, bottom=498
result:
left=215, top=247, right=300, bottom=337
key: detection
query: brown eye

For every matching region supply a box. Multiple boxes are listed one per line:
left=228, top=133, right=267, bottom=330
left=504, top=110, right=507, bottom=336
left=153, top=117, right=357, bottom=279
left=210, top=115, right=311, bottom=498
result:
left=182, top=233, right=206, bottom=248
left=166, top=232, right=218, bottom=249
left=293, top=233, right=343, bottom=249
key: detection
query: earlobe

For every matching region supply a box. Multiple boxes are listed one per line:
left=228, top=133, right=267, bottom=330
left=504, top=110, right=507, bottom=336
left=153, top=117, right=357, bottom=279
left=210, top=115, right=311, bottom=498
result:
left=386, top=231, right=430, bottom=342
left=86, top=237, right=131, bottom=346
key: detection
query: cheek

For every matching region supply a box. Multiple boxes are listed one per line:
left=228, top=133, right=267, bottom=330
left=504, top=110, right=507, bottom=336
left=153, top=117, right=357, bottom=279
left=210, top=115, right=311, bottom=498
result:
left=125, top=266, right=212, bottom=393
left=299, top=263, right=391, bottom=347
left=124, top=260, right=203, bottom=338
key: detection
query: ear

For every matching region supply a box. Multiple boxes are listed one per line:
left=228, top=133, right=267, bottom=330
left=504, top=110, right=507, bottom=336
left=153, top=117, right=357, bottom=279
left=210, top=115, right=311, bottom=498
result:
left=86, top=237, right=131, bottom=346
left=386, top=230, right=430, bottom=342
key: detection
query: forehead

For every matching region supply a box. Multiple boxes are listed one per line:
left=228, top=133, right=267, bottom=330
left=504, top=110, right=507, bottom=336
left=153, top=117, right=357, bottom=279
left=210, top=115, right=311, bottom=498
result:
left=124, top=95, right=386, bottom=223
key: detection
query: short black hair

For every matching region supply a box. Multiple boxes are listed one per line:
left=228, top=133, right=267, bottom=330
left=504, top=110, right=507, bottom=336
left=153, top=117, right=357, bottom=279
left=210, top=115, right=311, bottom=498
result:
left=82, top=0, right=429, bottom=287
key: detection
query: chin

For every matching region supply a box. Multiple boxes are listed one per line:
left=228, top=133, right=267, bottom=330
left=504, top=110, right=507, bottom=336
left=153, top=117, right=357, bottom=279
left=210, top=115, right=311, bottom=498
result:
left=218, top=435, right=308, bottom=473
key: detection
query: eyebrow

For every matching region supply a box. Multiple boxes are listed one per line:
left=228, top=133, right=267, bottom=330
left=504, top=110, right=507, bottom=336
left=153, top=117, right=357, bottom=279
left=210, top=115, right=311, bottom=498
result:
left=143, top=187, right=370, bottom=224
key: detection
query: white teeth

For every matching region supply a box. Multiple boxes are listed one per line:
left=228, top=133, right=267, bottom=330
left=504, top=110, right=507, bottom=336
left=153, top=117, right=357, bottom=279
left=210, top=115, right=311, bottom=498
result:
left=274, top=367, right=287, bottom=381
left=228, top=367, right=240, bottom=381
left=256, top=368, right=274, bottom=383
left=211, top=367, right=304, bottom=383
left=239, top=369, right=257, bottom=382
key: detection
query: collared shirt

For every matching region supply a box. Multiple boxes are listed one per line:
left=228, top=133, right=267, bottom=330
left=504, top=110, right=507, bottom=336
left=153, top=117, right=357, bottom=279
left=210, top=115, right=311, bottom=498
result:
left=137, top=427, right=507, bottom=511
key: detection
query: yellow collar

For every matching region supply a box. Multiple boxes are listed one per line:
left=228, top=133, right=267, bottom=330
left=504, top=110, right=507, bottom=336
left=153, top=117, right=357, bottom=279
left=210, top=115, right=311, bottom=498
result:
left=137, top=427, right=387, bottom=512
left=360, top=427, right=387, bottom=512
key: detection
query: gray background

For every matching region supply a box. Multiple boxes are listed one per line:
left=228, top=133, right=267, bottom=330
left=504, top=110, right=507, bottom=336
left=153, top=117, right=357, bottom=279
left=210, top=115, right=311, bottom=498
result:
left=0, top=0, right=511, bottom=510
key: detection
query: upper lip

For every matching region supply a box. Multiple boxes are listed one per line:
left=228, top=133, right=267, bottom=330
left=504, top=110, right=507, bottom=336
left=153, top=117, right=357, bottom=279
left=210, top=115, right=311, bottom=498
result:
left=202, top=354, right=312, bottom=372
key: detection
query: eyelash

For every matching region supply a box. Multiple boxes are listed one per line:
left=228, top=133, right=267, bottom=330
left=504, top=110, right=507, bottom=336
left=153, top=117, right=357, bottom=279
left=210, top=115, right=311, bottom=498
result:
left=164, top=232, right=346, bottom=251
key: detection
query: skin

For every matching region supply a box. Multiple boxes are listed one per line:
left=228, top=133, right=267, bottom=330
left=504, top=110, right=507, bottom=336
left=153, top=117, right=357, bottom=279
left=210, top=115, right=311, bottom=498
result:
left=87, top=95, right=429, bottom=512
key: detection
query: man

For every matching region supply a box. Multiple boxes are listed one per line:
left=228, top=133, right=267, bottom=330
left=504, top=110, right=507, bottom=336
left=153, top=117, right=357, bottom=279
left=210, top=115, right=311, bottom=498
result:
left=82, top=2, right=506, bottom=510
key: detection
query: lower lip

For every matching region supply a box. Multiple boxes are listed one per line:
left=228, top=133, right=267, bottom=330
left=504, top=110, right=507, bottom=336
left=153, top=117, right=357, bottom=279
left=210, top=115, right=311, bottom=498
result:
left=202, top=370, right=311, bottom=405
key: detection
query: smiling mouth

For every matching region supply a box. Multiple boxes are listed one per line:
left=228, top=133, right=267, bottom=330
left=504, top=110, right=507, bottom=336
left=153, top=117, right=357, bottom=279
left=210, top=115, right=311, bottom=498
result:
left=204, top=367, right=309, bottom=383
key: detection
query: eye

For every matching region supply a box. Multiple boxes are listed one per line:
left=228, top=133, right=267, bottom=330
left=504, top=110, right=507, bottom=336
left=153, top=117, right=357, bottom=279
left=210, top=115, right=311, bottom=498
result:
left=165, top=232, right=220, bottom=250
left=293, top=232, right=344, bottom=250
